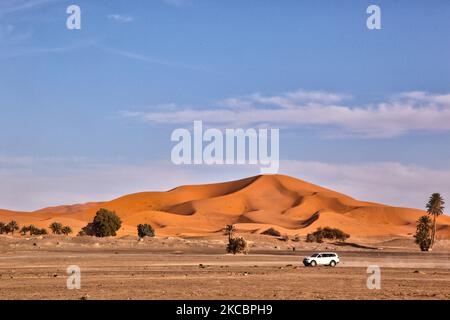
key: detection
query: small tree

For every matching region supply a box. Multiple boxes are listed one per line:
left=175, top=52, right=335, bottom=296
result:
left=92, top=208, right=122, bottom=237
left=306, top=227, right=349, bottom=243
left=61, top=226, right=73, bottom=235
left=137, top=224, right=155, bottom=238
left=7, top=221, right=19, bottom=235
left=414, top=215, right=433, bottom=251
left=49, top=222, right=63, bottom=235
left=224, top=224, right=248, bottom=254
left=29, top=225, right=39, bottom=235
left=224, top=224, right=236, bottom=242
left=0, top=222, right=6, bottom=234
left=306, top=233, right=317, bottom=243
left=20, top=226, right=30, bottom=236
left=226, top=236, right=249, bottom=254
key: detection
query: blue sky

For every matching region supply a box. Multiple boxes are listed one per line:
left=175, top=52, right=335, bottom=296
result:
left=1, top=0, right=450, bottom=211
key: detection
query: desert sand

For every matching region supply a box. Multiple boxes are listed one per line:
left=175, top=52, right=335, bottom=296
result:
left=0, top=234, right=449, bottom=300
left=1, top=174, right=449, bottom=238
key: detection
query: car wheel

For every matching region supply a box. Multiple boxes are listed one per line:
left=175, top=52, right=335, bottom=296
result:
left=310, top=260, right=317, bottom=267
left=329, top=260, right=336, bottom=267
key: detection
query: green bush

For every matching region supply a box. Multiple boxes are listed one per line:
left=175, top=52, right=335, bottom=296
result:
left=414, top=215, right=432, bottom=251
left=78, top=223, right=95, bottom=236
left=6, top=221, right=19, bottom=235
left=49, top=222, right=63, bottom=235
left=61, top=226, right=73, bottom=235
left=226, top=236, right=249, bottom=254
left=261, top=227, right=281, bottom=237
left=92, top=209, right=122, bottom=237
left=306, top=227, right=350, bottom=243
left=20, top=226, right=30, bottom=235
left=137, top=224, right=155, bottom=238
left=305, top=233, right=317, bottom=243
left=20, top=225, right=47, bottom=236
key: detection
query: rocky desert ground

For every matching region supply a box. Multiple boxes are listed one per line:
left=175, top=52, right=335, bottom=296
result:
left=0, top=234, right=449, bottom=300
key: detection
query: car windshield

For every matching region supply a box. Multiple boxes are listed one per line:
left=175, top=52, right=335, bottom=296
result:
left=311, top=253, right=319, bottom=257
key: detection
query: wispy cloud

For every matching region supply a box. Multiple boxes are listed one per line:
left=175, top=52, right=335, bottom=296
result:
left=96, top=44, right=210, bottom=72
left=0, top=40, right=96, bottom=59
left=107, top=14, right=134, bottom=23
left=162, top=0, right=192, bottom=8
left=122, top=89, right=450, bottom=138
left=0, top=0, right=59, bottom=15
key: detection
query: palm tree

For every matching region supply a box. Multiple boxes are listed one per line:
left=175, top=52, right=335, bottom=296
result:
left=20, top=226, right=30, bottom=236
left=224, top=224, right=236, bottom=242
left=49, top=222, right=63, bottom=234
left=426, top=193, right=445, bottom=249
left=61, top=226, right=73, bottom=235
left=7, top=221, right=19, bottom=235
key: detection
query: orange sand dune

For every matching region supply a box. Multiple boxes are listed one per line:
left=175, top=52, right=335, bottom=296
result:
left=1, top=174, right=449, bottom=238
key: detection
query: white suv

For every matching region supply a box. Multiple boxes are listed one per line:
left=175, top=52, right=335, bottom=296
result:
left=303, top=252, right=339, bottom=267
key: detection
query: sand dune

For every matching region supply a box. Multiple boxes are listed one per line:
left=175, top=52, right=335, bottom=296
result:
left=1, top=174, right=449, bottom=238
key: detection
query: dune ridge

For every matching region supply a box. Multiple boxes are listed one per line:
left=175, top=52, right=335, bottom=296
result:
left=1, top=174, right=449, bottom=238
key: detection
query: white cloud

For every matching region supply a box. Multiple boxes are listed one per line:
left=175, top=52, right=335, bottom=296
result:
left=107, top=14, right=134, bottom=23
left=123, top=89, right=450, bottom=138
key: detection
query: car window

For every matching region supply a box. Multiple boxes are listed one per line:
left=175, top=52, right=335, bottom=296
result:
left=311, top=254, right=319, bottom=257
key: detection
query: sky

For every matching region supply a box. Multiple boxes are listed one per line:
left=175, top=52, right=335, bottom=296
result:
left=0, top=0, right=450, bottom=211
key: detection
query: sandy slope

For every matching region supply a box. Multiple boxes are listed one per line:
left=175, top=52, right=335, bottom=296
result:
left=1, top=174, right=449, bottom=238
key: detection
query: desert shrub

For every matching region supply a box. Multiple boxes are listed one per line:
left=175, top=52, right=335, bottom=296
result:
left=49, top=222, right=63, bottom=234
left=306, top=233, right=319, bottom=243
left=261, top=227, right=281, bottom=237
left=227, top=236, right=249, bottom=254
left=137, top=224, right=155, bottom=238
left=306, top=227, right=349, bottom=243
left=6, top=221, right=19, bottom=235
left=291, top=234, right=301, bottom=242
left=19, top=225, right=47, bottom=236
left=92, top=209, right=122, bottom=237
left=61, top=226, right=73, bottom=235
left=0, top=222, right=5, bottom=234
left=20, top=226, right=30, bottom=235
left=280, top=234, right=289, bottom=241
left=414, top=215, right=432, bottom=251
left=29, top=225, right=39, bottom=235
left=79, top=223, right=95, bottom=236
